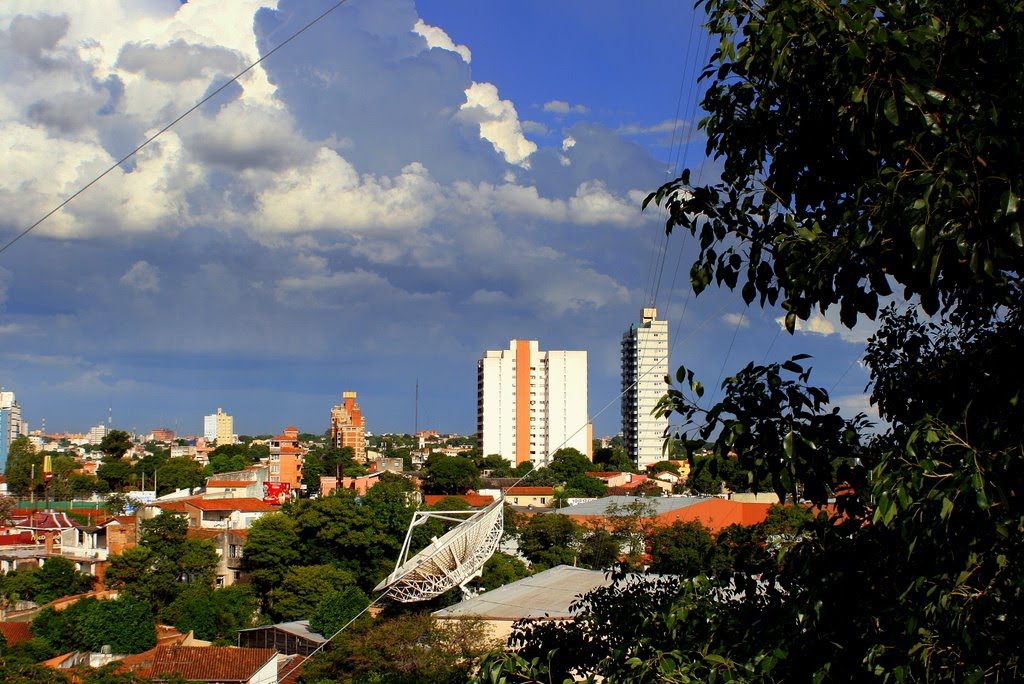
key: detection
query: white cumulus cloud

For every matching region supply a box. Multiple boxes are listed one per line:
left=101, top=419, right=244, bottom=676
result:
left=412, top=19, right=471, bottom=63
left=543, top=100, right=589, bottom=115
left=459, top=82, right=537, bottom=167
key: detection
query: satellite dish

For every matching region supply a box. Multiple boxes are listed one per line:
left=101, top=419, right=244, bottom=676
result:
left=374, top=497, right=504, bottom=602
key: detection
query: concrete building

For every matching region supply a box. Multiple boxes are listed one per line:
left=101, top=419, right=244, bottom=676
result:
left=203, top=408, right=234, bottom=445
left=0, top=391, right=22, bottom=473
left=87, top=424, right=107, bottom=445
left=269, top=425, right=305, bottom=493
left=621, top=308, right=670, bottom=469
left=330, top=392, right=366, bottom=462
left=477, top=340, right=590, bottom=467
left=149, top=428, right=175, bottom=442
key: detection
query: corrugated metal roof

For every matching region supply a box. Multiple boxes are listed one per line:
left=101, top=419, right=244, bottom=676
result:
left=236, top=620, right=326, bottom=643
left=553, top=495, right=706, bottom=517
left=432, top=565, right=610, bottom=620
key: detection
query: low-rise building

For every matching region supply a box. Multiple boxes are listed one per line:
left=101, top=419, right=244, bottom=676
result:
left=432, top=565, right=611, bottom=643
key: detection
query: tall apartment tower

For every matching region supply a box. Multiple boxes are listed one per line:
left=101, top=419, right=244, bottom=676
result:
left=330, top=391, right=366, bottom=462
left=477, top=340, right=590, bottom=467
left=0, top=391, right=22, bottom=472
left=203, top=408, right=234, bottom=445
left=621, top=308, right=669, bottom=469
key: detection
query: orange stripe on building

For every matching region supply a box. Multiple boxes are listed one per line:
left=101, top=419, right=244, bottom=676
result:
left=515, top=339, right=531, bottom=465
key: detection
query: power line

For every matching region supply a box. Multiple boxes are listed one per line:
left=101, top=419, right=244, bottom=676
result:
left=0, top=0, right=353, bottom=258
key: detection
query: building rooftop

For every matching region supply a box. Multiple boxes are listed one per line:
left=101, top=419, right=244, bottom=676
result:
left=506, top=486, right=554, bottom=496
left=186, top=497, right=277, bottom=513
left=553, top=495, right=707, bottom=518
left=238, top=620, right=326, bottom=644
left=205, top=479, right=257, bottom=488
left=433, top=565, right=610, bottom=621
left=135, top=646, right=276, bottom=682
left=423, top=494, right=495, bottom=508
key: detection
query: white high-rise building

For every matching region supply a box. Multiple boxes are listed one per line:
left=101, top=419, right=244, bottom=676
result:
left=621, top=307, right=669, bottom=469
left=203, top=408, right=235, bottom=445
left=1, top=390, right=22, bottom=472
left=477, top=340, right=590, bottom=467
left=88, top=423, right=108, bottom=445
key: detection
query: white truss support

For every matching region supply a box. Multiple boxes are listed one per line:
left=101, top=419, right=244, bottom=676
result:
left=374, top=497, right=505, bottom=603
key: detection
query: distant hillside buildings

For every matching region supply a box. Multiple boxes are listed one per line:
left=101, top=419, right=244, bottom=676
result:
left=621, top=307, right=669, bottom=469
left=330, top=391, right=366, bottom=462
left=477, top=339, right=590, bottom=467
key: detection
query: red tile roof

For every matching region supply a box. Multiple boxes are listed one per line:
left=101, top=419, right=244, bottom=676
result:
left=0, top=621, right=32, bottom=645
left=152, top=500, right=192, bottom=514
left=145, top=646, right=277, bottom=682
left=13, top=511, right=77, bottom=531
left=186, top=497, right=277, bottom=512
left=507, top=486, right=554, bottom=496
left=278, top=655, right=307, bottom=684
left=423, top=494, right=495, bottom=508
left=206, top=480, right=256, bottom=488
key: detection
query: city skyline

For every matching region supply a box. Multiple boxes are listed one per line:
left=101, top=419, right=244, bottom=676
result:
left=0, top=1, right=876, bottom=439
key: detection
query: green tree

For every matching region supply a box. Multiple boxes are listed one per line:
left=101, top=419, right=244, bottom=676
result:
left=421, top=454, right=480, bottom=495
left=577, top=528, right=621, bottom=570
left=563, top=474, right=608, bottom=498
left=162, top=585, right=258, bottom=644
left=302, top=613, right=497, bottom=684
left=152, top=457, right=204, bottom=495
left=241, top=512, right=301, bottom=603
left=3, top=437, right=41, bottom=496
left=516, top=514, right=583, bottom=570
left=484, top=0, right=1024, bottom=681
left=105, top=513, right=216, bottom=611
left=203, top=450, right=248, bottom=477
left=308, top=586, right=371, bottom=638
left=268, top=564, right=358, bottom=622
left=96, top=459, right=133, bottom=492
left=473, top=454, right=512, bottom=477
left=647, top=520, right=716, bottom=576
left=473, top=551, right=531, bottom=592
left=33, top=556, right=95, bottom=604
left=32, top=596, right=156, bottom=654
left=545, top=447, right=593, bottom=482
left=98, top=430, right=133, bottom=461
left=301, top=446, right=363, bottom=497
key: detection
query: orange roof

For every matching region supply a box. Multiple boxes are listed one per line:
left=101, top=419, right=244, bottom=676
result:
left=585, top=471, right=618, bottom=480
left=279, top=655, right=307, bottom=684
left=186, top=497, right=277, bottom=512
left=206, top=479, right=256, bottom=488
left=149, top=646, right=276, bottom=682
left=507, top=486, right=554, bottom=496
left=152, top=501, right=191, bottom=514
left=423, top=494, right=495, bottom=507
left=0, top=621, right=32, bottom=645
left=656, top=498, right=772, bottom=532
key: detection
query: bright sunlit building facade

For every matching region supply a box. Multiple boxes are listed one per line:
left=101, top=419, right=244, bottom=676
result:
left=621, top=307, right=669, bottom=469
left=477, top=340, right=590, bottom=467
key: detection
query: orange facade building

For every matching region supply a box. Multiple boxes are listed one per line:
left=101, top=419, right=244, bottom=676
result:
left=268, top=425, right=306, bottom=493
left=330, top=391, right=366, bottom=462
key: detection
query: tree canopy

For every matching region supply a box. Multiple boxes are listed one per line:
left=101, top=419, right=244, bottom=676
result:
left=481, top=1, right=1024, bottom=681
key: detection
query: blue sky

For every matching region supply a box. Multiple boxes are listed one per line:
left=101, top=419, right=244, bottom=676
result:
left=0, top=0, right=876, bottom=439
